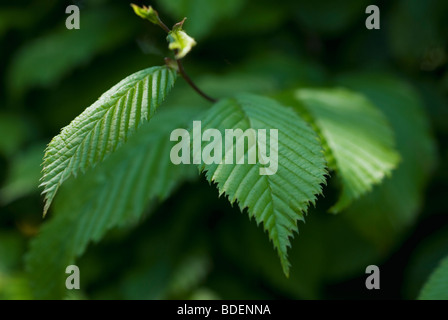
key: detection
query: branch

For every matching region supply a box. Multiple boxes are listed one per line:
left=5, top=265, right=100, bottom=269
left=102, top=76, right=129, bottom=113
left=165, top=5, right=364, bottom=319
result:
left=132, top=4, right=217, bottom=103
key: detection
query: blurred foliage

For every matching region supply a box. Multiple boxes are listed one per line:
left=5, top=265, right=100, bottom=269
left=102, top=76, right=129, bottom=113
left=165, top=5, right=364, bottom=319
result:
left=0, top=0, right=447, bottom=300
left=418, top=254, right=448, bottom=300
left=8, top=6, right=139, bottom=99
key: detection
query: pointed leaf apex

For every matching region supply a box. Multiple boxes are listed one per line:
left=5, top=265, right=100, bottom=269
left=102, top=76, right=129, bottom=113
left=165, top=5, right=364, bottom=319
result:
left=173, top=17, right=187, bottom=31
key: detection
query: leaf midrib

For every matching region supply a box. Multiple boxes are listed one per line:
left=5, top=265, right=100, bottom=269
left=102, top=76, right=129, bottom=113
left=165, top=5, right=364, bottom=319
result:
left=44, top=71, right=160, bottom=192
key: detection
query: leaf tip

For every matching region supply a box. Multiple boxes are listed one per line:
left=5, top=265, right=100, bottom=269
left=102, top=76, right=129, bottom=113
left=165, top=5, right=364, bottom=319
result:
left=281, top=259, right=291, bottom=278
left=42, top=201, right=50, bottom=218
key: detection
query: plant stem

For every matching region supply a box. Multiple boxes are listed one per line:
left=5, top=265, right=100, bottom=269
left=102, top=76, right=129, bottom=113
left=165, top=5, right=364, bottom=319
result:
left=156, top=16, right=217, bottom=103
left=176, top=60, right=217, bottom=103
left=157, top=20, right=171, bottom=34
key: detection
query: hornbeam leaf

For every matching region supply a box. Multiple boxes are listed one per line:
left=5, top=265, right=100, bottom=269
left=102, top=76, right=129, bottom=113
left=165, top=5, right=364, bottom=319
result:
left=291, top=88, right=400, bottom=213
left=40, top=66, right=177, bottom=215
left=337, top=73, right=437, bottom=249
left=27, top=107, right=200, bottom=299
left=197, top=94, right=327, bottom=276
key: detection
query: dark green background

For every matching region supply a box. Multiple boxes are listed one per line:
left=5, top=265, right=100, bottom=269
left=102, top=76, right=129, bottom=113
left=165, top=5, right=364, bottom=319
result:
left=0, top=0, right=447, bottom=299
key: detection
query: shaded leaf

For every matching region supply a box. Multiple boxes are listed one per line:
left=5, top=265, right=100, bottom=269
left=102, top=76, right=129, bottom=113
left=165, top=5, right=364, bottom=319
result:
left=419, top=255, right=448, bottom=300
left=291, top=88, right=400, bottom=213
left=26, top=107, right=201, bottom=299
left=337, top=73, right=437, bottom=249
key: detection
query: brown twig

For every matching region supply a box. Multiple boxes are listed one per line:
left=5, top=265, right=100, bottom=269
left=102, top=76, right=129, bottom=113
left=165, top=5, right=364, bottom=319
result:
left=176, top=60, right=216, bottom=103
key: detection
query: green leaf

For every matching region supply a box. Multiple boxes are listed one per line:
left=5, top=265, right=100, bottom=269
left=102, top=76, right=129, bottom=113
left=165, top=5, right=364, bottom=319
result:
left=217, top=204, right=326, bottom=299
left=40, top=66, right=177, bottom=215
left=117, top=182, right=215, bottom=300
left=197, top=94, right=327, bottom=276
left=167, top=19, right=197, bottom=60
left=337, top=73, right=437, bottom=250
left=419, top=255, right=448, bottom=300
left=26, top=107, right=201, bottom=299
left=290, top=88, right=400, bottom=213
